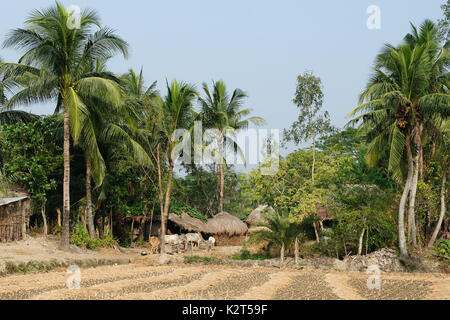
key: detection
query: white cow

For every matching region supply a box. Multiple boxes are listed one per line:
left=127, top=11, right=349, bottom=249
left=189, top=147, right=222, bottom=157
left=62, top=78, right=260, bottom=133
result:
left=185, top=233, right=202, bottom=250
left=164, top=234, right=181, bottom=245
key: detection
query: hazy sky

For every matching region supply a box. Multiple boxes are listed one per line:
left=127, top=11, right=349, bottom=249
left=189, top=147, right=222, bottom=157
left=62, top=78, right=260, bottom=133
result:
left=0, top=0, right=445, bottom=160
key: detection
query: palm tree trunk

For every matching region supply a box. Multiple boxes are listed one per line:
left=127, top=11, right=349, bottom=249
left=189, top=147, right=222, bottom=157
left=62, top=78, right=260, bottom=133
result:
left=408, top=126, right=421, bottom=248
left=428, top=173, right=447, bottom=247
left=217, top=137, right=224, bottom=213
left=398, top=134, right=413, bottom=257
left=86, top=158, right=96, bottom=238
left=156, top=144, right=165, bottom=252
left=160, top=158, right=174, bottom=255
left=60, top=104, right=71, bottom=250
left=219, top=163, right=224, bottom=213
left=408, top=154, right=419, bottom=248
left=418, top=124, right=423, bottom=180
left=157, top=144, right=164, bottom=220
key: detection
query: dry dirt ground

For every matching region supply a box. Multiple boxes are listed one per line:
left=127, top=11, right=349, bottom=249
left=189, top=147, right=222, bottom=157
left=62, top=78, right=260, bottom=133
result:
left=0, top=238, right=448, bottom=300
left=0, top=262, right=448, bottom=300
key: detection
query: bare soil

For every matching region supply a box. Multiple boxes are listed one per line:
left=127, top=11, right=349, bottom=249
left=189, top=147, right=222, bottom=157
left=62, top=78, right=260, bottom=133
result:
left=0, top=263, right=448, bottom=300
left=0, top=237, right=448, bottom=300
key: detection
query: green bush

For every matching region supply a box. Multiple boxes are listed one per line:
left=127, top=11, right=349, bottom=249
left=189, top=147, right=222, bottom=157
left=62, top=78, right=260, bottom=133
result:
left=184, top=255, right=219, bottom=264
left=70, top=224, right=117, bottom=249
left=232, top=249, right=270, bottom=261
left=434, top=239, right=450, bottom=257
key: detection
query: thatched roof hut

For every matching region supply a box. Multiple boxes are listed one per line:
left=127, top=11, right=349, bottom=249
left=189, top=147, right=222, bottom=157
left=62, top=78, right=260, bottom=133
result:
left=168, top=212, right=211, bottom=234
left=246, top=205, right=274, bottom=226
left=205, top=212, right=248, bottom=246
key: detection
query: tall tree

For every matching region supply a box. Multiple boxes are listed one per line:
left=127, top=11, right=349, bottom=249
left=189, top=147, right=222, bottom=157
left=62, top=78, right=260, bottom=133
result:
left=0, top=119, right=62, bottom=235
left=348, top=20, right=449, bottom=256
left=428, top=119, right=449, bottom=247
left=0, top=2, right=129, bottom=249
left=199, top=80, right=264, bottom=213
left=158, top=80, right=197, bottom=254
left=438, top=0, right=450, bottom=46
left=284, top=71, right=334, bottom=184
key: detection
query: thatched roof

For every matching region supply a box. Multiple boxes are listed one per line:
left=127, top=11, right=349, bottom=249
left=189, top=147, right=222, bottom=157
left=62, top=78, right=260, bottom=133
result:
left=205, top=212, right=248, bottom=236
left=168, top=212, right=212, bottom=234
left=246, top=205, right=274, bottom=225
left=248, top=226, right=271, bottom=234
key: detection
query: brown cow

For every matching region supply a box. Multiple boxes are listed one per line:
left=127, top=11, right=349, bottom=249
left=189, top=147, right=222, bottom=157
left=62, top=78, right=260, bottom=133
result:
left=149, top=236, right=160, bottom=254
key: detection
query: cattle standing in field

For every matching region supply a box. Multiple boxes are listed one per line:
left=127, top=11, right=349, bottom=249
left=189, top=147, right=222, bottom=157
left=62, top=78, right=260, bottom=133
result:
left=185, top=233, right=202, bottom=250
left=165, top=234, right=181, bottom=245
left=165, top=234, right=184, bottom=253
left=149, top=236, right=160, bottom=254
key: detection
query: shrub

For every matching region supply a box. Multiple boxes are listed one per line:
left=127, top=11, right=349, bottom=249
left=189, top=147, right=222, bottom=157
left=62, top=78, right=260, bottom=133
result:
left=434, top=239, right=450, bottom=258
left=232, top=249, right=270, bottom=261
left=184, top=255, right=219, bottom=264
left=70, top=224, right=117, bottom=249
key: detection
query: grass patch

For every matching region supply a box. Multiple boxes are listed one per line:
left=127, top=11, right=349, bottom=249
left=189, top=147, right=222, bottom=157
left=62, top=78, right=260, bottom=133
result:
left=232, top=249, right=271, bottom=261
left=184, top=255, right=220, bottom=264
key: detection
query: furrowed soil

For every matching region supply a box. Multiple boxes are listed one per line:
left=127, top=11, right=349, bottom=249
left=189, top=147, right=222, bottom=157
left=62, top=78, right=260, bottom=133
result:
left=0, top=238, right=448, bottom=300
left=0, top=263, right=448, bottom=300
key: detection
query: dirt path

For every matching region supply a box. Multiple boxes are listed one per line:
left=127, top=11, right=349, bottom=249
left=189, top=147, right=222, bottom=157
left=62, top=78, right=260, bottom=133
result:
left=325, top=273, right=364, bottom=300
left=0, top=263, right=447, bottom=300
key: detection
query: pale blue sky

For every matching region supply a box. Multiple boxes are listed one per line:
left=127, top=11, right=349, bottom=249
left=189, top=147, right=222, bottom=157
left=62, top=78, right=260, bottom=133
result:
left=0, top=0, right=445, bottom=160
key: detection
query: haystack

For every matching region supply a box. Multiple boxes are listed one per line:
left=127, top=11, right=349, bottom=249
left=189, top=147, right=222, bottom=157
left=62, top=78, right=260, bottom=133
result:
left=245, top=205, right=274, bottom=226
left=205, top=212, right=248, bottom=246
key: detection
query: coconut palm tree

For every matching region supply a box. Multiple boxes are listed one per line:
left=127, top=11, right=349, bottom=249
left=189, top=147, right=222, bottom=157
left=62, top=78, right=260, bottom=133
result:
left=199, top=80, right=265, bottom=213
left=428, top=119, right=449, bottom=247
left=0, top=60, right=38, bottom=124
left=348, top=20, right=449, bottom=256
left=249, top=208, right=304, bottom=267
left=80, top=66, right=154, bottom=238
left=0, top=2, right=129, bottom=249
left=158, top=80, right=197, bottom=254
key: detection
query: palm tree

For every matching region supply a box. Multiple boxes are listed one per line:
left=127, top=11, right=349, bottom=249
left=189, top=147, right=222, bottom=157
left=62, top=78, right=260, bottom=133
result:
left=0, top=2, right=129, bottom=249
left=199, top=80, right=265, bottom=213
left=0, top=60, right=38, bottom=124
left=158, top=80, right=197, bottom=254
left=348, top=20, right=449, bottom=256
left=249, top=208, right=304, bottom=267
left=428, top=119, right=449, bottom=247
left=80, top=66, right=154, bottom=238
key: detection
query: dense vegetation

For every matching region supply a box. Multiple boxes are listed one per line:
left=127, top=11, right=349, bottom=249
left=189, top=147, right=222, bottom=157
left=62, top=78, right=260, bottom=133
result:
left=0, top=1, right=448, bottom=260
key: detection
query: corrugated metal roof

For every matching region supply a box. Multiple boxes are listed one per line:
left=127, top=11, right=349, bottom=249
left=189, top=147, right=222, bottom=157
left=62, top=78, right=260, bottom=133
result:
left=0, top=196, right=29, bottom=207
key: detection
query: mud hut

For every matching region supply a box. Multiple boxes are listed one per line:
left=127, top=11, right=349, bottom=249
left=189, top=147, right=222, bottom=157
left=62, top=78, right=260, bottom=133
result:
left=246, top=205, right=275, bottom=226
left=205, top=212, right=248, bottom=246
left=0, top=196, right=31, bottom=242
